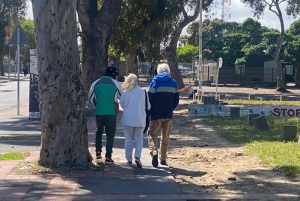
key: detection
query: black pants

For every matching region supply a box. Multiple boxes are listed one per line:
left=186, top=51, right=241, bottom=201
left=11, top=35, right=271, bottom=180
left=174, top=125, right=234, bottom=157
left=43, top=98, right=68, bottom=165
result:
left=95, top=115, right=117, bottom=158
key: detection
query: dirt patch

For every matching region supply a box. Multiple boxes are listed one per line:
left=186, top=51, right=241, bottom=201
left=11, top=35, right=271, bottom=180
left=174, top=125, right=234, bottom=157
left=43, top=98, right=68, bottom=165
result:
left=168, top=96, right=300, bottom=198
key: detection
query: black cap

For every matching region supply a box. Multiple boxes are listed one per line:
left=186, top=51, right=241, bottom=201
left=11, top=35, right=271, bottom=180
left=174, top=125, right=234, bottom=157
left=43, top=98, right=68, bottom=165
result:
left=104, top=67, right=119, bottom=77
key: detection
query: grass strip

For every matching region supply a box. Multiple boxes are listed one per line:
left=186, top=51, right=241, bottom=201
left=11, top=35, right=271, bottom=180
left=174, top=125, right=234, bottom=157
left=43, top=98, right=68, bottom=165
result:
left=0, top=152, right=30, bottom=160
left=200, top=116, right=300, bottom=177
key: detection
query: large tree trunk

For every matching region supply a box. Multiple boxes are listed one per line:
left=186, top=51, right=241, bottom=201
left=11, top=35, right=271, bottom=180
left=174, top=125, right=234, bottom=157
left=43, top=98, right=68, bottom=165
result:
left=125, top=44, right=139, bottom=76
left=275, top=57, right=285, bottom=90
left=272, top=1, right=286, bottom=92
left=294, top=63, right=300, bottom=87
left=32, top=0, right=91, bottom=167
left=166, top=46, right=184, bottom=89
left=0, top=57, right=4, bottom=76
left=166, top=1, right=202, bottom=89
left=77, top=0, right=121, bottom=96
left=0, top=25, right=5, bottom=76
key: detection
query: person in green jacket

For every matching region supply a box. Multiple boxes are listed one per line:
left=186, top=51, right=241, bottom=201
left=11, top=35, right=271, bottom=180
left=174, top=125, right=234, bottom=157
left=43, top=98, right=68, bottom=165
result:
left=88, top=67, right=123, bottom=164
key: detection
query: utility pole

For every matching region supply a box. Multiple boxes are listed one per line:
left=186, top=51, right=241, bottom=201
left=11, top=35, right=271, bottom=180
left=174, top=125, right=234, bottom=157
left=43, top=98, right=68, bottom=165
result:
left=198, top=0, right=203, bottom=90
left=17, top=27, right=20, bottom=115
left=7, top=25, right=30, bottom=115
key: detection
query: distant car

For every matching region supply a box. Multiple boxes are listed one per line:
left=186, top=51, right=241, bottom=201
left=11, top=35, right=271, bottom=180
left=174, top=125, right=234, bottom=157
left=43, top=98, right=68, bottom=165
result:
left=181, top=69, right=196, bottom=78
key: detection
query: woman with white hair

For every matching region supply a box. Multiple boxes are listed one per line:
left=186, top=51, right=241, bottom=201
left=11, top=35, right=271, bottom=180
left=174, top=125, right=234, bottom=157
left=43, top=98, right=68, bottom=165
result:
left=120, top=74, right=151, bottom=168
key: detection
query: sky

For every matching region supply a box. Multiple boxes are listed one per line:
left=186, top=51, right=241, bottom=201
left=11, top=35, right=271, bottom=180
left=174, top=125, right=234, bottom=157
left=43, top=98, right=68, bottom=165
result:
left=217, top=1, right=298, bottom=31
left=26, top=1, right=299, bottom=34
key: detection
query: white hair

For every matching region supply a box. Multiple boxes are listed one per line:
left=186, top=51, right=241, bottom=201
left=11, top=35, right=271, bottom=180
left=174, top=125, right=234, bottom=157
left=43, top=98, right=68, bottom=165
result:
left=157, top=63, right=170, bottom=74
left=123, top=74, right=138, bottom=92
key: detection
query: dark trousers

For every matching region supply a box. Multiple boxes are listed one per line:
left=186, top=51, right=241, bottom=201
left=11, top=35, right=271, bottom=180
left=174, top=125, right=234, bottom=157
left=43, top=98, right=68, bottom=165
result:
left=95, top=115, right=117, bottom=158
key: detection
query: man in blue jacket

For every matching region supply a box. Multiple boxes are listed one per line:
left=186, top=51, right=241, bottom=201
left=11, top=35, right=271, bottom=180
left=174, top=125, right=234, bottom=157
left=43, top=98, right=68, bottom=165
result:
left=147, top=63, right=179, bottom=167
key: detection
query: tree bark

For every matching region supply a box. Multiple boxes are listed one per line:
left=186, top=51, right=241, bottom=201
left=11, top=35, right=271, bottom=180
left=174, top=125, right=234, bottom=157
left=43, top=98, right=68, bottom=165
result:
left=0, top=58, right=4, bottom=76
left=77, top=0, right=121, bottom=96
left=166, top=1, right=202, bottom=89
left=32, top=0, right=91, bottom=167
left=272, top=1, right=286, bottom=92
left=125, top=44, right=139, bottom=76
left=0, top=24, right=6, bottom=76
left=294, top=63, right=300, bottom=87
left=166, top=46, right=184, bottom=89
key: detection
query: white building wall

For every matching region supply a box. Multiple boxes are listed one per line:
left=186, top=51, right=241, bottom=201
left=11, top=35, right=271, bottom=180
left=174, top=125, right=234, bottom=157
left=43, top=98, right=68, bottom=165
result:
left=264, top=61, right=277, bottom=82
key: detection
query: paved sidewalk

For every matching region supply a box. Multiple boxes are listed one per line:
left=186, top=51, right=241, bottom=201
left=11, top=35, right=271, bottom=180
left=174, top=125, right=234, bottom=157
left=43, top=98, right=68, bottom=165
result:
left=0, top=107, right=196, bottom=201
left=0, top=105, right=299, bottom=200
left=0, top=74, right=29, bottom=84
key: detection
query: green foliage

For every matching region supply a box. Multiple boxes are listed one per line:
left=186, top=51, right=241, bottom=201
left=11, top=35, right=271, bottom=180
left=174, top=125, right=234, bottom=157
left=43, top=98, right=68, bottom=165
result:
left=200, top=116, right=300, bottom=177
left=182, top=17, right=288, bottom=65
left=110, top=0, right=183, bottom=64
left=0, top=152, right=30, bottom=160
left=284, top=19, right=300, bottom=62
left=111, top=0, right=178, bottom=54
left=0, top=0, right=27, bottom=57
left=241, top=0, right=300, bottom=89
left=21, top=20, right=35, bottom=45
left=20, top=19, right=36, bottom=65
left=177, top=44, right=198, bottom=63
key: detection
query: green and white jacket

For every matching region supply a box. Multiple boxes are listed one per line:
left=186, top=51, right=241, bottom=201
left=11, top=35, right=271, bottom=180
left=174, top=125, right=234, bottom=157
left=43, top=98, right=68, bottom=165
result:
left=88, top=76, right=123, bottom=115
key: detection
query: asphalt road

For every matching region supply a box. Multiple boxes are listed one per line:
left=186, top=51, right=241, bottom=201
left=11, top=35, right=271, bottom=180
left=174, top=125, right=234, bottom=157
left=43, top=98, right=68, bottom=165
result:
left=0, top=77, right=39, bottom=152
left=0, top=78, right=29, bottom=113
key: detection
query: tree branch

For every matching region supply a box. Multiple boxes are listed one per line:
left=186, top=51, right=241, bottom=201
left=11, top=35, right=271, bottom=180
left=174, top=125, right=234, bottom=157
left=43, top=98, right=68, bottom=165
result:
left=265, top=0, right=279, bottom=17
left=180, top=1, right=188, bottom=18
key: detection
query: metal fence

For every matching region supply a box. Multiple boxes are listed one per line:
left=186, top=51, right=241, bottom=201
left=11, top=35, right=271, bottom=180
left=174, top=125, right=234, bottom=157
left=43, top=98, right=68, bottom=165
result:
left=119, top=61, right=281, bottom=87
left=216, top=67, right=277, bottom=87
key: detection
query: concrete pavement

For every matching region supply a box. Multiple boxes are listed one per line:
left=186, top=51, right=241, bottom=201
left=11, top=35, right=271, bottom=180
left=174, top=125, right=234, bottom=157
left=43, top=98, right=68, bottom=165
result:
left=1, top=108, right=299, bottom=200
left=0, top=77, right=299, bottom=200
left=0, top=74, right=29, bottom=84
left=0, top=104, right=196, bottom=201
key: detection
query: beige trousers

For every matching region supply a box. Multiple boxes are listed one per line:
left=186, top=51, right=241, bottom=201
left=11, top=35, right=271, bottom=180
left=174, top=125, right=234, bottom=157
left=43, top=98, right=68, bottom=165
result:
left=147, top=119, right=172, bottom=161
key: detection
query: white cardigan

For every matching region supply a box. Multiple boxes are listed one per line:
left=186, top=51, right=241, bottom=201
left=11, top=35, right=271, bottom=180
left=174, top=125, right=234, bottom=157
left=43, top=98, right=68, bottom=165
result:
left=120, top=86, right=151, bottom=127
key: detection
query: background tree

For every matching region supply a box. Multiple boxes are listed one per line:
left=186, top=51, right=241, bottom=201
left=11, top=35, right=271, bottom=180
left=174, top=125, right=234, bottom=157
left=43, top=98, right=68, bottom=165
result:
left=164, top=0, right=214, bottom=89
left=32, top=0, right=91, bottom=167
left=110, top=0, right=179, bottom=75
left=77, top=0, right=121, bottom=96
left=284, top=20, right=300, bottom=63
left=242, top=0, right=300, bottom=91
left=20, top=19, right=36, bottom=67
left=178, top=35, right=189, bottom=46
left=185, top=18, right=279, bottom=67
left=284, top=20, right=300, bottom=85
left=234, top=18, right=267, bottom=66
left=177, top=44, right=198, bottom=63
left=0, top=0, right=27, bottom=75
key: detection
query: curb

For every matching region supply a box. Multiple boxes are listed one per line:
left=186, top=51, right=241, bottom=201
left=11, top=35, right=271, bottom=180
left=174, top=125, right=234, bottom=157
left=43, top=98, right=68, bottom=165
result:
left=0, top=80, right=10, bottom=83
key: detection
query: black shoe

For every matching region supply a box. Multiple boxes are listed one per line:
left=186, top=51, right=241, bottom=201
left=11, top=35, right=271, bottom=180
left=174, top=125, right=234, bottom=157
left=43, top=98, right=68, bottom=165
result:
left=135, top=157, right=143, bottom=168
left=96, top=151, right=101, bottom=159
left=161, top=160, right=168, bottom=166
left=105, top=157, right=114, bottom=165
left=152, top=154, right=158, bottom=167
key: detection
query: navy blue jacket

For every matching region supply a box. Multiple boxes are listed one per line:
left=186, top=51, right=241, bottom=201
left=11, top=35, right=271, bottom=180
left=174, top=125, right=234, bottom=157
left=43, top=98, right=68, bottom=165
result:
left=148, top=72, right=179, bottom=120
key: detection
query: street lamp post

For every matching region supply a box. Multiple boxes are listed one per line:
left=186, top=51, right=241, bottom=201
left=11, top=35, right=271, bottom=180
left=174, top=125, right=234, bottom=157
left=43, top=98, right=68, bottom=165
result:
left=198, top=0, right=203, bottom=90
left=8, top=45, right=11, bottom=78
left=17, top=27, right=20, bottom=115
left=7, top=25, right=30, bottom=115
